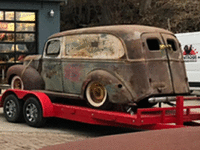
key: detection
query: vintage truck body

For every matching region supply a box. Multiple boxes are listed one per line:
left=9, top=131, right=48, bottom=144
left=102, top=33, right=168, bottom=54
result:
left=6, top=25, right=190, bottom=109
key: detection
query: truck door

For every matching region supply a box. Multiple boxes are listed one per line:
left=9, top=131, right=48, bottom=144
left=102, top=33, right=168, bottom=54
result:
left=41, top=39, right=63, bottom=92
left=161, top=33, right=189, bottom=93
left=142, top=33, right=174, bottom=94
left=142, top=33, right=189, bottom=95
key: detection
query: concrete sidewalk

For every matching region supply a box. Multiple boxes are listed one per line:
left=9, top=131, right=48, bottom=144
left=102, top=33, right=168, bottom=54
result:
left=0, top=131, right=87, bottom=150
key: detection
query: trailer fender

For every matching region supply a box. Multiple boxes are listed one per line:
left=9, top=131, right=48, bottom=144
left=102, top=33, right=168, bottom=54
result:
left=82, top=70, right=135, bottom=104
left=1, top=89, right=54, bottom=117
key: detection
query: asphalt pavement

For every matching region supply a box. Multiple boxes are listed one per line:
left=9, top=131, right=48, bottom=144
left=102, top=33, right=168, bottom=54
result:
left=0, top=107, right=140, bottom=150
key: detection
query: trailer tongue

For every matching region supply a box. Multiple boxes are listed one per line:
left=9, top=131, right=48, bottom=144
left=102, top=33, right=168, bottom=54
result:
left=1, top=89, right=200, bottom=130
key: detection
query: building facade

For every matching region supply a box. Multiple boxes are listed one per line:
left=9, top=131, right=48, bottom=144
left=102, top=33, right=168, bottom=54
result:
left=0, top=0, right=64, bottom=83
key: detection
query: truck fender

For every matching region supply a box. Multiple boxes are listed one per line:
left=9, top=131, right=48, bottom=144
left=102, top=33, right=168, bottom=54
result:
left=82, top=70, right=134, bottom=104
left=1, top=89, right=54, bottom=117
left=7, top=65, right=45, bottom=90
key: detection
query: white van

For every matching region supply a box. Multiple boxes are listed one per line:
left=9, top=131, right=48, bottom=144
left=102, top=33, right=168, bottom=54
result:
left=176, top=32, right=200, bottom=90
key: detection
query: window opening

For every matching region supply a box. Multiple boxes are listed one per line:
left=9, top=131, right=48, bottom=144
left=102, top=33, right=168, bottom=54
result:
left=5, top=11, right=14, bottom=21
left=0, top=11, right=4, bottom=20
left=147, top=38, right=160, bottom=51
left=65, top=34, right=124, bottom=59
left=46, top=40, right=60, bottom=56
left=167, top=39, right=177, bottom=51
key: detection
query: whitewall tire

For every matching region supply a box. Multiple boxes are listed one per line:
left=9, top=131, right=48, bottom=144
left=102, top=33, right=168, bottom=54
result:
left=11, top=76, right=24, bottom=90
left=86, top=81, right=111, bottom=109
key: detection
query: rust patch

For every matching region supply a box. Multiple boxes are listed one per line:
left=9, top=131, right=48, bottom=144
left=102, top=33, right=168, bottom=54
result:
left=64, top=64, right=81, bottom=82
left=46, top=70, right=57, bottom=79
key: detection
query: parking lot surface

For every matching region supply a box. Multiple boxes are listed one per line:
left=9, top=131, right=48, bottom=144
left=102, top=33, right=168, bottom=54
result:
left=0, top=107, right=141, bottom=150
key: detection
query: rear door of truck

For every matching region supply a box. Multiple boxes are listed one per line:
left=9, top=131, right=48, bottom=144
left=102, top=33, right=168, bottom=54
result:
left=142, top=33, right=189, bottom=95
left=161, top=33, right=189, bottom=94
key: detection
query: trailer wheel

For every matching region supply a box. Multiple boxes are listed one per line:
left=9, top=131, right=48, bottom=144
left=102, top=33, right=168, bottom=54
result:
left=86, top=81, right=111, bottom=110
left=3, top=94, right=23, bottom=122
left=11, top=75, right=24, bottom=90
left=23, top=97, right=46, bottom=127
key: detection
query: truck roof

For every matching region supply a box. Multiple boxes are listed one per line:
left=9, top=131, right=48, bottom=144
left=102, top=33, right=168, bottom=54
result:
left=49, top=25, right=173, bottom=40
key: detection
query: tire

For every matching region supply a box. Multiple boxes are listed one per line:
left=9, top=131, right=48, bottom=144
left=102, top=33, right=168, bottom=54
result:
left=23, top=97, right=46, bottom=127
left=3, top=94, right=23, bottom=122
left=85, top=81, right=111, bottom=110
left=11, top=75, right=24, bottom=90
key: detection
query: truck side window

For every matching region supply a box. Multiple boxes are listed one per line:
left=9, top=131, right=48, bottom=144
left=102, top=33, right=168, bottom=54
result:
left=146, top=38, right=160, bottom=51
left=167, top=39, right=177, bottom=51
left=46, top=40, right=60, bottom=56
left=65, top=34, right=124, bottom=59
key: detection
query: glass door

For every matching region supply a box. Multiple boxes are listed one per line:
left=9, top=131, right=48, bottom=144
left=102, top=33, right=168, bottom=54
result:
left=0, top=10, right=37, bottom=83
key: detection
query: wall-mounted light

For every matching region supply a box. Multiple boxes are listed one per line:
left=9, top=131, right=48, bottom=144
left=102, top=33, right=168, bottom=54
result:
left=49, top=10, right=54, bottom=17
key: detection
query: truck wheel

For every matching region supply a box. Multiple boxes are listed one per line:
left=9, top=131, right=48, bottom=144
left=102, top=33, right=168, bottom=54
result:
left=23, top=97, right=46, bottom=127
left=8, top=66, right=45, bottom=90
left=85, top=81, right=111, bottom=110
left=3, top=94, right=23, bottom=122
left=11, top=75, right=24, bottom=90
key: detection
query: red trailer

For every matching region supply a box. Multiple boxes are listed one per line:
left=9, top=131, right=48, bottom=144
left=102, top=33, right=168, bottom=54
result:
left=1, top=89, right=200, bottom=129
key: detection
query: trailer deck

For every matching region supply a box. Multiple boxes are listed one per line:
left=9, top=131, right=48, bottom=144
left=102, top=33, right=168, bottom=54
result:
left=52, top=96, right=200, bottom=130
left=1, top=89, right=200, bottom=129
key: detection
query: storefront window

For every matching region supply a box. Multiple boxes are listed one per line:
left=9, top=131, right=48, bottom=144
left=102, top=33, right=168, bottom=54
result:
left=0, top=23, right=15, bottom=31
left=0, top=10, right=37, bottom=83
left=5, top=11, right=14, bottom=21
left=0, top=10, right=37, bottom=63
left=16, top=33, right=35, bottom=42
left=16, top=23, right=35, bottom=32
left=0, top=11, right=4, bottom=20
left=16, top=12, right=35, bottom=21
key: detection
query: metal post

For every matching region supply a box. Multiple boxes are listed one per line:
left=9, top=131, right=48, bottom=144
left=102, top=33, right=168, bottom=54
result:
left=2, top=69, right=4, bottom=81
left=176, top=96, right=184, bottom=125
left=159, top=102, right=161, bottom=108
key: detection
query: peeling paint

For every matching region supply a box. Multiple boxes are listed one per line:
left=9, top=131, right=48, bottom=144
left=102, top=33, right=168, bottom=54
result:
left=64, top=64, right=81, bottom=82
